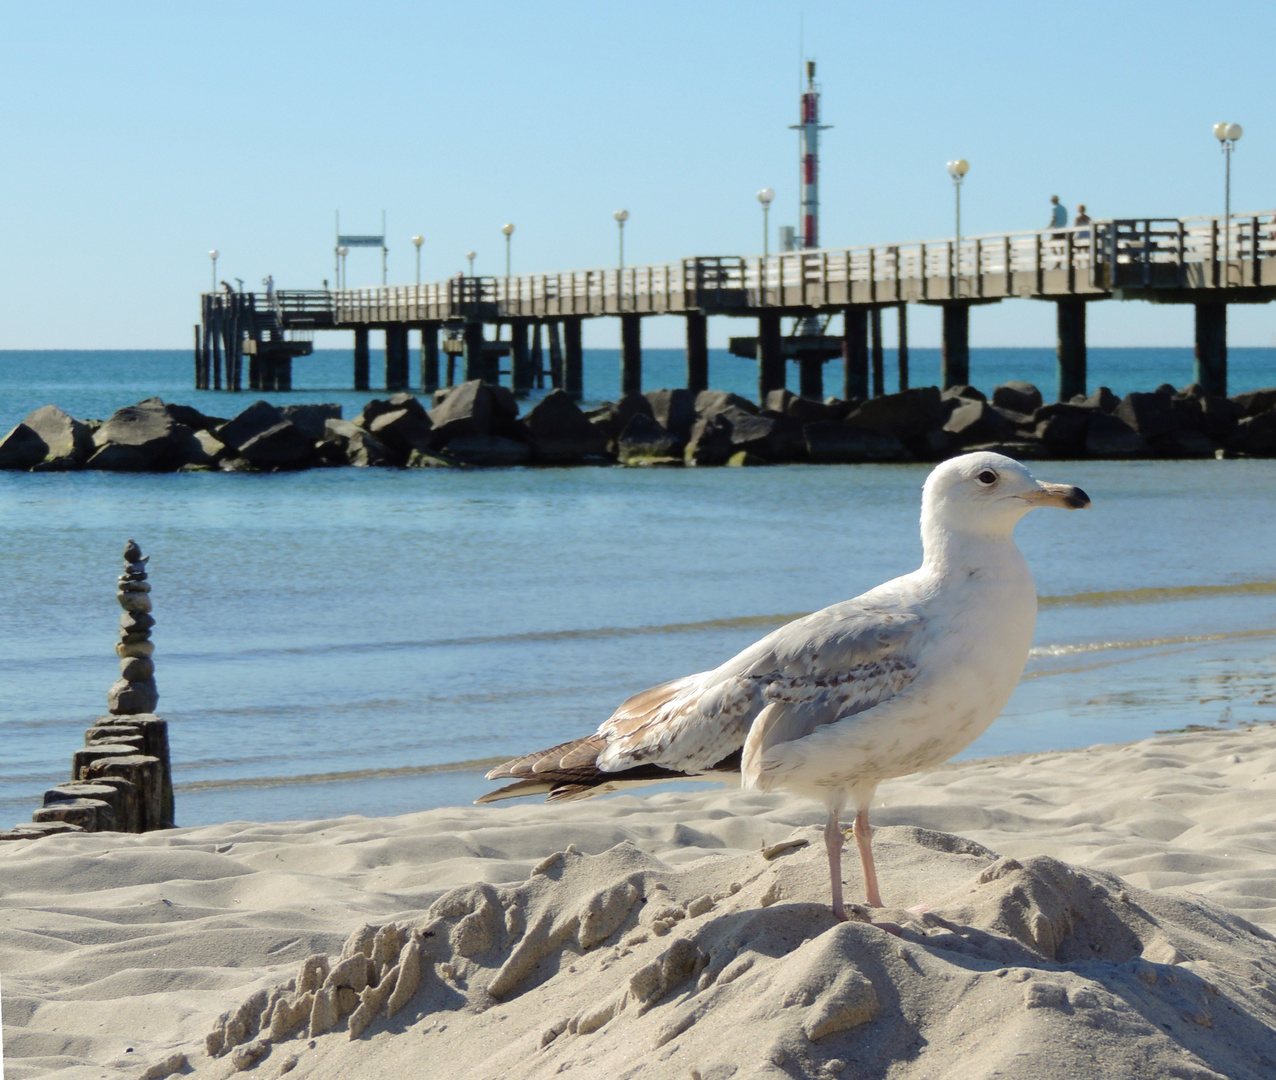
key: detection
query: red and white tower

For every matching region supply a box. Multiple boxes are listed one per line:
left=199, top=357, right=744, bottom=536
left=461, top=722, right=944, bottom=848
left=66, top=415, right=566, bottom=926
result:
left=791, top=60, right=831, bottom=249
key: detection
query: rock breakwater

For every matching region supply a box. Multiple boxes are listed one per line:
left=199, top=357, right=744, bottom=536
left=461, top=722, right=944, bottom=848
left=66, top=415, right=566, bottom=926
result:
left=1, top=379, right=1274, bottom=472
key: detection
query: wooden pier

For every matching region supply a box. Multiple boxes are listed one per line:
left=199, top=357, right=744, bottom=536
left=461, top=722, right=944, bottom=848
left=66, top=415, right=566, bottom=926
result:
left=197, top=209, right=1276, bottom=402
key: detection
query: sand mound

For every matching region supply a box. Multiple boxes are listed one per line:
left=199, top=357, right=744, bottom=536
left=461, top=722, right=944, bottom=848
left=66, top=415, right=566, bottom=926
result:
left=195, top=827, right=1276, bottom=1080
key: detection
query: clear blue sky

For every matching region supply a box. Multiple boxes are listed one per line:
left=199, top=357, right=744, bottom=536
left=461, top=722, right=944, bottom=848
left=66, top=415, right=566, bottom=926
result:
left=2, top=0, right=1274, bottom=350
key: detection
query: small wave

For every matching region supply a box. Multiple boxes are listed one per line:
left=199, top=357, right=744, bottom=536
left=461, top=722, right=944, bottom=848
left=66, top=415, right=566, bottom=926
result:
left=1039, top=581, right=1276, bottom=609
left=175, top=756, right=509, bottom=794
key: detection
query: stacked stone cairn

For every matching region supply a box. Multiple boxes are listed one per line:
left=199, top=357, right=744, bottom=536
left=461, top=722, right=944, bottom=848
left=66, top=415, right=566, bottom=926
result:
left=0, top=539, right=174, bottom=840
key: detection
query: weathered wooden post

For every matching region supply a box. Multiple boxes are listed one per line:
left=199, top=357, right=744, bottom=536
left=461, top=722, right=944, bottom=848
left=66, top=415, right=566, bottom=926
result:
left=1056, top=298, right=1087, bottom=401
left=941, top=302, right=970, bottom=389
left=420, top=323, right=440, bottom=393
left=211, top=302, right=224, bottom=391
left=511, top=320, right=532, bottom=396
left=385, top=325, right=410, bottom=391
left=842, top=306, right=869, bottom=400
left=530, top=322, right=545, bottom=389
left=757, top=311, right=784, bottom=402
left=870, top=307, right=884, bottom=397
left=897, top=304, right=910, bottom=391
left=463, top=321, right=485, bottom=382
left=1194, top=301, right=1228, bottom=395
left=194, top=324, right=204, bottom=390
left=685, top=311, right=709, bottom=393
left=563, top=317, right=583, bottom=400
left=548, top=321, right=564, bottom=388
left=354, top=326, right=371, bottom=391
left=620, top=313, right=643, bottom=396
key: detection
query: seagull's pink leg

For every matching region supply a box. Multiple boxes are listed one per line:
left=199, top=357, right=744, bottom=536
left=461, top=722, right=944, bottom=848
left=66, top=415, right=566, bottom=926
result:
left=854, top=808, right=883, bottom=908
left=824, top=809, right=848, bottom=921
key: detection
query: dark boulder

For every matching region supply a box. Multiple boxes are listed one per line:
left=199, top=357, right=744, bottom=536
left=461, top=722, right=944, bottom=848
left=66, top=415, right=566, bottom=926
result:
left=445, top=435, right=530, bottom=467
left=1085, top=412, right=1146, bottom=457
left=846, top=387, right=944, bottom=442
left=1032, top=403, right=1090, bottom=455
left=587, top=395, right=655, bottom=447
left=1115, top=392, right=1176, bottom=440
left=281, top=403, right=342, bottom=440
left=942, top=401, right=1016, bottom=448
left=1148, top=429, right=1218, bottom=458
left=356, top=393, right=426, bottom=431
left=523, top=390, right=609, bottom=463
left=217, top=401, right=314, bottom=469
left=645, top=389, right=697, bottom=443
left=0, top=423, right=49, bottom=470
left=1226, top=413, right=1276, bottom=456
left=616, top=413, right=680, bottom=465
left=163, top=402, right=221, bottom=432
left=942, top=385, right=986, bottom=403
left=23, top=405, right=92, bottom=468
left=1199, top=395, right=1241, bottom=441
left=369, top=408, right=434, bottom=456
left=427, top=381, right=492, bottom=444
left=1231, top=388, right=1276, bottom=418
left=93, top=400, right=197, bottom=471
left=1079, top=386, right=1121, bottom=413
left=318, top=419, right=394, bottom=467
left=992, top=381, right=1043, bottom=415
left=1154, top=383, right=1177, bottom=396
left=764, top=389, right=845, bottom=425
left=694, top=390, right=758, bottom=417
left=804, top=422, right=906, bottom=463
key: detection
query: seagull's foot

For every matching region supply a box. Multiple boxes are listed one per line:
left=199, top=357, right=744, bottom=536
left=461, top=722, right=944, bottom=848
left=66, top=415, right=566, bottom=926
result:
left=831, top=904, right=850, bottom=923
left=906, top=903, right=932, bottom=915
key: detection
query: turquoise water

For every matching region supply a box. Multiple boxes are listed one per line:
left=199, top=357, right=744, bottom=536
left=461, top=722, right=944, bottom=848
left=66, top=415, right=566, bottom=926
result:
left=0, top=447, right=1273, bottom=828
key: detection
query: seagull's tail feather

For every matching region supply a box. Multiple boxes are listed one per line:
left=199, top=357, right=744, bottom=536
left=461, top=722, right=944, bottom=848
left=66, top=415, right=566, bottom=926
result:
left=477, top=736, right=741, bottom=805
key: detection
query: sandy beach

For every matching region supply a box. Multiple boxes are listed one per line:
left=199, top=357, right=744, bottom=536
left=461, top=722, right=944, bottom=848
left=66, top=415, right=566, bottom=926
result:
left=3, top=723, right=1276, bottom=1080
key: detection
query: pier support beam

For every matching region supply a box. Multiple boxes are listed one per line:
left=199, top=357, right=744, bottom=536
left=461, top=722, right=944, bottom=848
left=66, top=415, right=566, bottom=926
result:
left=420, top=323, right=440, bottom=394
left=563, top=317, right=583, bottom=400
left=511, top=320, right=532, bottom=396
left=211, top=314, right=223, bottom=392
left=548, top=321, right=564, bottom=388
left=757, top=312, right=784, bottom=402
left=941, top=303, right=970, bottom=389
left=193, top=325, right=204, bottom=390
left=842, top=307, right=869, bottom=401
left=354, top=327, right=370, bottom=391
left=1194, top=301, right=1228, bottom=396
left=464, top=321, right=486, bottom=383
left=530, top=322, right=545, bottom=389
left=385, top=325, right=410, bottom=391
left=685, top=312, right=709, bottom=393
left=870, top=308, right=884, bottom=397
left=620, top=314, right=642, bottom=397
left=897, top=304, right=910, bottom=391
left=1056, top=299, right=1087, bottom=402
left=797, top=349, right=823, bottom=401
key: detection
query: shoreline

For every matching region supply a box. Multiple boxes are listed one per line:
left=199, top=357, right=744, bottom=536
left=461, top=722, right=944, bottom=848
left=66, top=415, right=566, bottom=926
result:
left=5, top=723, right=1276, bottom=1078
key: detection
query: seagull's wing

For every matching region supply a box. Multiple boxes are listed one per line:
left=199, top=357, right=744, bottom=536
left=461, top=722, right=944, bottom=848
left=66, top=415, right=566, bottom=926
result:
left=596, top=599, right=924, bottom=776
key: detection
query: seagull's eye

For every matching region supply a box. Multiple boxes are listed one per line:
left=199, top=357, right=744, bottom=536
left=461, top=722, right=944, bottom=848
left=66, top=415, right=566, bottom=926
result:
left=976, top=470, right=997, bottom=486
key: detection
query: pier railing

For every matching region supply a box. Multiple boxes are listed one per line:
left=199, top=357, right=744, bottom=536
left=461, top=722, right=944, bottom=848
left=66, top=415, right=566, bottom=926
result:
left=234, top=207, right=1276, bottom=330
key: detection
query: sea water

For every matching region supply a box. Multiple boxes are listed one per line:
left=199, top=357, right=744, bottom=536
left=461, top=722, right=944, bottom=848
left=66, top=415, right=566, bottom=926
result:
left=0, top=349, right=1273, bottom=828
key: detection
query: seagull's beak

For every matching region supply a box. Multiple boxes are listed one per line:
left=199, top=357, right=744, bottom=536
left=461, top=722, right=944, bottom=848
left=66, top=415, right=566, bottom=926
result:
left=1020, top=481, right=1091, bottom=510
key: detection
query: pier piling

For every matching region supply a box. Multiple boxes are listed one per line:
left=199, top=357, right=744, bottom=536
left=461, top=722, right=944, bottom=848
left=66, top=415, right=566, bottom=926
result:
left=1194, top=301, right=1228, bottom=395
left=1056, top=299, right=1087, bottom=401
left=548, top=321, right=564, bottom=389
left=842, top=307, right=869, bottom=400
left=530, top=323, right=545, bottom=389
left=757, top=312, right=784, bottom=401
left=464, top=321, right=486, bottom=383
left=354, top=327, right=370, bottom=391
left=385, top=325, right=410, bottom=391
left=563, top=317, right=583, bottom=400
left=621, top=313, right=643, bottom=396
left=685, top=312, right=709, bottom=393
left=941, top=303, right=970, bottom=389
left=512, top=320, right=532, bottom=396
left=420, top=323, right=440, bottom=393
left=871, top=308, right=884, bottom=397
left=897, top=304, right=910, bottom=391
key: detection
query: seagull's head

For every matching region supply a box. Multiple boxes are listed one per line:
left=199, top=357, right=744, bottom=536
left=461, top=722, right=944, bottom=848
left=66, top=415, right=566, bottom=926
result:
left=922, top=451, right=1090, bottom=540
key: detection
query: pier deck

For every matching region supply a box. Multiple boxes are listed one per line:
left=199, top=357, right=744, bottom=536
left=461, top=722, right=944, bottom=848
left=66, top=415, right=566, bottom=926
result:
left=198, top=210, right=1276, bottom=401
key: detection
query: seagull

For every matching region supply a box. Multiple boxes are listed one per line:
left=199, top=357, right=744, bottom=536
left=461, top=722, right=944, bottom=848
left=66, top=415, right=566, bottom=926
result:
left=480, top=452, right=1090, bottom=920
